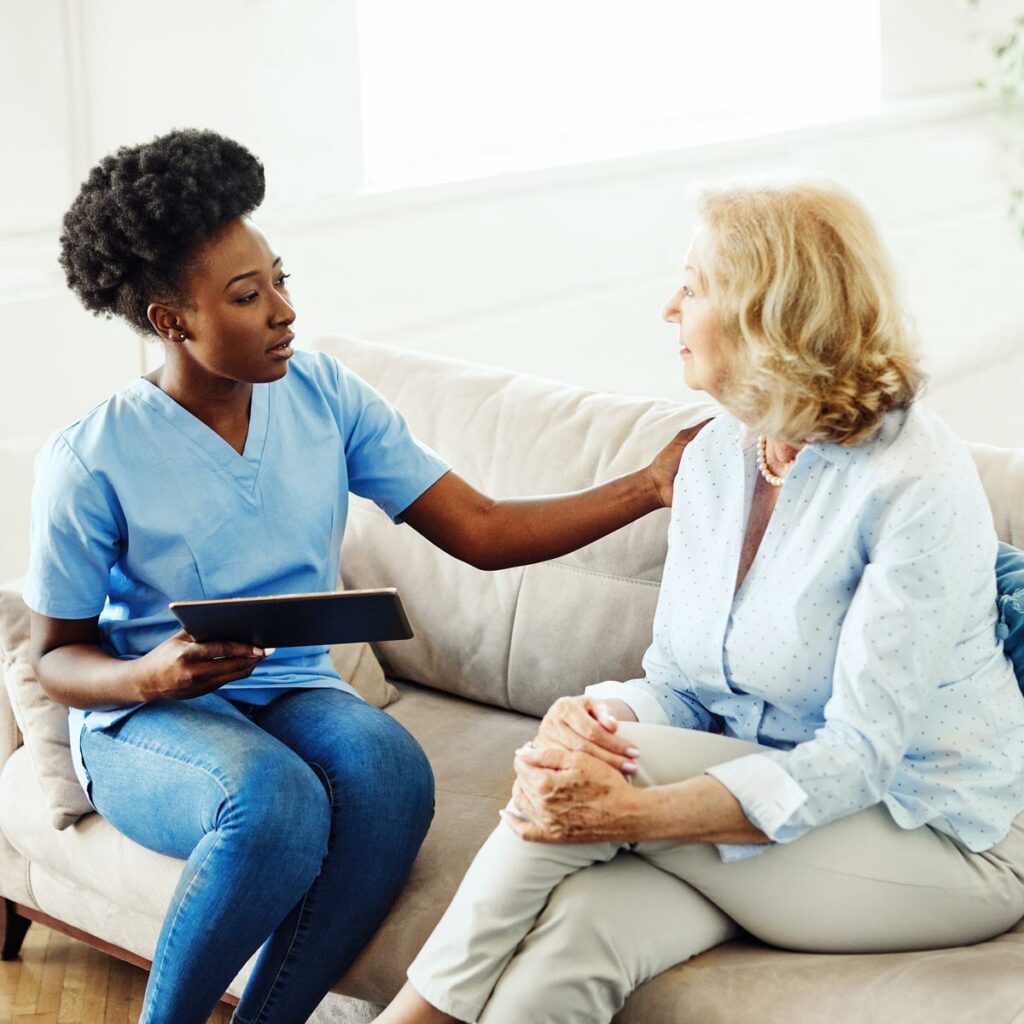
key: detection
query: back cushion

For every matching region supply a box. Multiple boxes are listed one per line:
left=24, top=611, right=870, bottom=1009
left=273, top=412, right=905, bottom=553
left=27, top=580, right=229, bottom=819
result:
left=319, top=336, right=1024, bottom=718
left=967, top=442, right=1024, bottom=549
left=317, top=336, right=717, bottom=716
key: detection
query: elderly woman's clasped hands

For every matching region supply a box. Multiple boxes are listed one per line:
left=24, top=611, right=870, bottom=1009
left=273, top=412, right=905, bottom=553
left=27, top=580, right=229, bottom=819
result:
left=503, top=696, right=646, bottom=844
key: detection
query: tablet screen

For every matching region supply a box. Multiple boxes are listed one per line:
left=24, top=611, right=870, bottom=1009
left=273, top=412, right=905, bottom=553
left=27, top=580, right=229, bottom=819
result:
left=169, top=588, right=413, bottom=648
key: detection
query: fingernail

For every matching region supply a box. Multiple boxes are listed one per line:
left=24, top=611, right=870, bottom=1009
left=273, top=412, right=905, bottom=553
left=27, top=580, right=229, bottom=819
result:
left=622, top=760, right=639, bottom=774
left=251, top=647, right=264, bottom=656
left=264, top=647, right=276, bottom=656
left=625, top=746, right=640, bottom=758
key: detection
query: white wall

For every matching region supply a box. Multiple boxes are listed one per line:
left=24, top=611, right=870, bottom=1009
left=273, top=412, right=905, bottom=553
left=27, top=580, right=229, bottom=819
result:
left=260, top=98, right=1023, bottom=397
left=1, top=0, right=1022, bottom=582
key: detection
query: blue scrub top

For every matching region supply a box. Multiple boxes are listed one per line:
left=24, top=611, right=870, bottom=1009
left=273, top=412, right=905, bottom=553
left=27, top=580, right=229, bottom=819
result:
left=23, top=349, right=450, bottom=798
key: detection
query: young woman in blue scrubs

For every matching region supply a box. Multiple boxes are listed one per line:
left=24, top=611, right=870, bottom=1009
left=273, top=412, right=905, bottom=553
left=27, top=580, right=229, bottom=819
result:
left=24, top=129, right=701, bottom=1024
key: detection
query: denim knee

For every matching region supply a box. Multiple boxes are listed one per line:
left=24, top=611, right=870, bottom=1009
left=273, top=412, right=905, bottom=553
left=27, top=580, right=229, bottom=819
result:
left=339, top=711, right=435, bottom=842
left=378, top=717, right=435, bottom=822
left=221, top=748, right=331, bottom=888
left=396, top=725, right=435, bottom=811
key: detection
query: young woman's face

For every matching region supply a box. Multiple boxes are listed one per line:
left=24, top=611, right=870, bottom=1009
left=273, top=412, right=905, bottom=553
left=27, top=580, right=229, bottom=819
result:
left=159, top=216, right=296, bottom=383
left=662, top=226, right=727, bottom=399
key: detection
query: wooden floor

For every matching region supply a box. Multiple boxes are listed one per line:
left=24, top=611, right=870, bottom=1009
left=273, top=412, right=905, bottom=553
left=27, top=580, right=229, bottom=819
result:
left=0, top=923, right=232, bottom=1023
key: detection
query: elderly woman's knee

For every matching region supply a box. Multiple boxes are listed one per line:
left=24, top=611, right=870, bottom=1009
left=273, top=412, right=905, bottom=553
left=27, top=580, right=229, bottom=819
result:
left=478, top=871, right=636, bottom=1024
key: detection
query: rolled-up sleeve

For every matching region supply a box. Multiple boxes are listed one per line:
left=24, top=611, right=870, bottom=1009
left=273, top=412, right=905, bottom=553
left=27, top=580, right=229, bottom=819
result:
left=584, top=679, right=672, bottom=725
left=707, top=471, right=975, bottom=855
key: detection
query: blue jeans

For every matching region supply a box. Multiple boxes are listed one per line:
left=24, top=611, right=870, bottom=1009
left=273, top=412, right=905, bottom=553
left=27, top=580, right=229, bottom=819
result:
left=79, top=687, right=435, bottom=1024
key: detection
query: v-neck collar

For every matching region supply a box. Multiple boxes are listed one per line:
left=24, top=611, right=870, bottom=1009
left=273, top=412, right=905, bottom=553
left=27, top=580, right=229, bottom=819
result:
left=128, top=377, right=271, bottom=499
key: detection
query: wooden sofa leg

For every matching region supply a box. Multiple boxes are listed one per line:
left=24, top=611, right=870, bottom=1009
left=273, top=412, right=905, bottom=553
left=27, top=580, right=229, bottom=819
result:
left=1, top=898, right=31, bottom=960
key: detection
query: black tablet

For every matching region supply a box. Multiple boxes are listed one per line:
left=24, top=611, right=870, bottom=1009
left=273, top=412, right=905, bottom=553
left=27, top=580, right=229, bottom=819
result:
left=169, top=588, right=413, bottom=648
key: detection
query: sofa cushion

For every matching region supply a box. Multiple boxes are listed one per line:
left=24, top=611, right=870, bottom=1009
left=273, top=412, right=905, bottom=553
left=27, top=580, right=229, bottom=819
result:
left=968, top=442, right=1024, bottom=549
left=329, top=636, right=399, bottom=710
left=318, top=335, right=718, bottom=716
left=0, top=578, right=24, bottom=771
left=0, top=580, right=397, bottom=831
left=0, top=586, right=92, bottom=829
left=614, top=927, right=1024, bottom=1024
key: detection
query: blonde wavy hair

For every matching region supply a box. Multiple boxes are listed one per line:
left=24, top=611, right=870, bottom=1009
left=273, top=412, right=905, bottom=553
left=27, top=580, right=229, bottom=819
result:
left=697, top=182, right=924, bottom=446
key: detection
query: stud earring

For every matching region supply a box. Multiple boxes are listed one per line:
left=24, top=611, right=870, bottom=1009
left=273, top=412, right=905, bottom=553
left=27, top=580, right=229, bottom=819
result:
left=178, top=332, right=186, bottom=341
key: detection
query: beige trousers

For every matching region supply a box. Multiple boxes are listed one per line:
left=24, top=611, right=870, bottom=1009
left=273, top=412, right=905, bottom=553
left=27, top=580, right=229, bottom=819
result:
left=407, top=724, right=1024, bottom=1024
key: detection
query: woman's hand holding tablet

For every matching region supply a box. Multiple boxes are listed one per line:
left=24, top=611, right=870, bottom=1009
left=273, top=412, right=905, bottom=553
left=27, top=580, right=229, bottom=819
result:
left=131, top=631, right=269, bottom=702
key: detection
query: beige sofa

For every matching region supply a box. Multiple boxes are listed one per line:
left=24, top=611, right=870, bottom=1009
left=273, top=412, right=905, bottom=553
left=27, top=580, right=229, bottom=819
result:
left=2, top=334, right=1024, bottom=1023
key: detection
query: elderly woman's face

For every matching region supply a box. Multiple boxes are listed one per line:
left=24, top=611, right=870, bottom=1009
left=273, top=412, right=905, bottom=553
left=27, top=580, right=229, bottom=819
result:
left=662, top=227, right=726, bottom=398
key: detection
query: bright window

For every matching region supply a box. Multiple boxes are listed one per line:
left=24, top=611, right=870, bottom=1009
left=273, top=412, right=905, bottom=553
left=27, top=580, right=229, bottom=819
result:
left=357, top=1, right=882, bottom=189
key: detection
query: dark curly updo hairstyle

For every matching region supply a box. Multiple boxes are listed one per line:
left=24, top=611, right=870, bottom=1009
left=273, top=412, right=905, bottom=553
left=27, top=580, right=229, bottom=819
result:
left=59, top=128, right=265, bottom=336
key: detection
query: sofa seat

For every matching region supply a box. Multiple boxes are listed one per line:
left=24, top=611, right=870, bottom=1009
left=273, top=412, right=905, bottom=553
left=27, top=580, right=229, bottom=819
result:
left=617, top=928, right=1024, bottom=1024
left=0, top=681, right=539, bottom=1005
left=2, top=746, right=180, bottom=923
left=5, top=676, right=1024, bottom=1021
left=344, top=685, right=1024, bottom=1022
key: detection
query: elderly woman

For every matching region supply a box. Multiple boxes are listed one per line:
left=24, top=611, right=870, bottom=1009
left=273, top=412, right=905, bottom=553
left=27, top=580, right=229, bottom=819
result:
left=25, top=129, right=699, bottom=1024
left=379, top=183, right=1024, bottom=1024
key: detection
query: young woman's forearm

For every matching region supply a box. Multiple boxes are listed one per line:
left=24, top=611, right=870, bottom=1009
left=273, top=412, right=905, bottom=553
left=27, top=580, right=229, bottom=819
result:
left=403, top=468, right=663, bottom=570
left=480, top=468, right=661, bottom=569
left=36, top=644, right=147, bottom=708
left=403, top=422, right=709, bottom=570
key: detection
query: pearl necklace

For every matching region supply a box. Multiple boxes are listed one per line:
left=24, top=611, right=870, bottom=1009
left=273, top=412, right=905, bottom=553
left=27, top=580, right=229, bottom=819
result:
left=756, top=435, right=794, bottom=487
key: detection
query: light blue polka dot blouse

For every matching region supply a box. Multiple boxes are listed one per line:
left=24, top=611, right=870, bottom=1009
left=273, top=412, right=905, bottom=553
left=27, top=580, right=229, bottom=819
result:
left=588, top=407, right=1024, bottom=862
